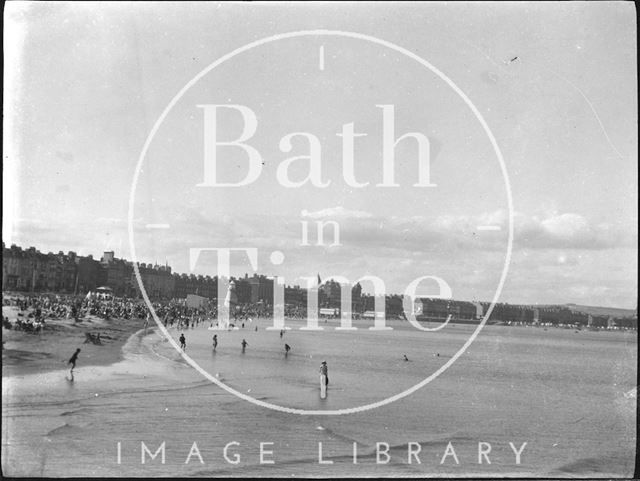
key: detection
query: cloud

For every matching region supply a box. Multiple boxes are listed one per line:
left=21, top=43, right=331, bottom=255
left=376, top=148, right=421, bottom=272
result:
left=11, top=209, right=635, bottom=267
left=287, top=208, right=638, bottom=259
left=55, top=151, right=75, bottom=164
left=301, top=206, right=373, bottom=219
left=94, top=216, right=127, bottom=224
left=6, top=210, right=637, bottom=308
left=159, top=208, right=636, bottom=261
left=5, top=217, right=149, bottom=258
left=516, top=212, right=636, bottom=250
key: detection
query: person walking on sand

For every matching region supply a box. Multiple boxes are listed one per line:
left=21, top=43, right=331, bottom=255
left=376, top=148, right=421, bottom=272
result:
left=241, top=339, right=248, bottom=353
left=179, top=333, right=186, bottom=351
left=284, top=343, right=291, bottom=357
left=320, top=360, right=329, bottom=387
left=212, top=334, right=218, bottom=351
left=68, top=348, right=81, bottom=372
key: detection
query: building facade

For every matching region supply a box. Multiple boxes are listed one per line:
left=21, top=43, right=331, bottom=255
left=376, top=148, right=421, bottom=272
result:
left=2, top=242, right=637, bottom=329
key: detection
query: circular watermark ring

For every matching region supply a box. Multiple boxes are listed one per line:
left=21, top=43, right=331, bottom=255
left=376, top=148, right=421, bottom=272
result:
left=128, top=29, right=514, bottom=416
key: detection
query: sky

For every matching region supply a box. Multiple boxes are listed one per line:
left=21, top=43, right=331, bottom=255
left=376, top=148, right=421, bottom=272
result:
left=3, top=2, right=637, bottom=308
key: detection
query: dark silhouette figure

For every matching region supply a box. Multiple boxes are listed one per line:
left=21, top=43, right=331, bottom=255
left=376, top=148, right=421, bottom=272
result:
left=320, top=361, right=329, bottom=386
left=68, top=348, right=81, bottom=372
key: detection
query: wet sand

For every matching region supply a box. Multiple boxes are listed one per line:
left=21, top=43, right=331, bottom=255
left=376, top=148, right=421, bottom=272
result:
left=2, top=317, right=637, bottom=477
left=2, top=306, right=144, bottom=377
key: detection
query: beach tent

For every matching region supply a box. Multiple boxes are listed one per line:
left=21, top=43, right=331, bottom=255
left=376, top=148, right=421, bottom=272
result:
left=85, top=286, right=114, bottom=300
left=186, top=294, right=207, bottom=309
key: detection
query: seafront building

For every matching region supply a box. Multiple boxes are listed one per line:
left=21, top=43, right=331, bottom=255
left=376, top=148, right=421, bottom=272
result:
left=2, top=243, right=296, bottom=308
left=2, top=242, right=637, bottom=328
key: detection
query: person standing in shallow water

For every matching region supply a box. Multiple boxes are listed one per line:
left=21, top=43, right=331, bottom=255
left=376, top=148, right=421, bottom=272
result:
left=212, top=334, right=218, bottom=351
left=179, top=333, right=186, bottom=351
left=320, top=361, right=329, bottom=386
left=241, top=339, right=248, bottom=353
left=68, top=348, right=81, bottom=372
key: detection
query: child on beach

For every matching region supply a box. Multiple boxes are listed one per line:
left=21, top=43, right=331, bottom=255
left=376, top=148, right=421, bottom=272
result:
left=212, top=334, right=218, bottom=350
left=285, top=343, right=291, bottom=356
left=179, top=333, right=186, bottom=350
left=241, top=339, right=248, bottom=353
left=68, top=348, right=81, bottom=372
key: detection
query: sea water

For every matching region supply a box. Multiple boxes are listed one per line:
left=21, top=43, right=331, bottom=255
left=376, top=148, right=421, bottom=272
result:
left=2, top=319, right=636, bottom=477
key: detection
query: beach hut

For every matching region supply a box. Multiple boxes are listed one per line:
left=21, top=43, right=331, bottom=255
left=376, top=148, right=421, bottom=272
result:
left=85, top=286, right=114, bottom=300
left=186, top=294, right=207, bottom=309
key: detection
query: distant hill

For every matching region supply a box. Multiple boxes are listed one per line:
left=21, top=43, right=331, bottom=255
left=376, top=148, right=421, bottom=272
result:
left=563, top=304, right=637, bottom=318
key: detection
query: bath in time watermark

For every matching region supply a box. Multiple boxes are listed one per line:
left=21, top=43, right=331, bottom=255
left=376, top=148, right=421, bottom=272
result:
left=128, top=30, right=514, bottom=415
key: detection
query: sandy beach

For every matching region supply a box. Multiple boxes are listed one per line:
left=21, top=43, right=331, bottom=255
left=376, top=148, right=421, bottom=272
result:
left=2, top=305, right=144, bottom=377
left=2, top=315, right=636, bottom=477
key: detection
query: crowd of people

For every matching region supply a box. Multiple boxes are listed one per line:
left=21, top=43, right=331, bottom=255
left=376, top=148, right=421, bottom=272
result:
left=2, top=292, right=427, bottom=394
left=1, top=293, right=309, bottom=334
left=2, top=314, right=44, bottom=333
left=3, top=293, right=150, bottom=324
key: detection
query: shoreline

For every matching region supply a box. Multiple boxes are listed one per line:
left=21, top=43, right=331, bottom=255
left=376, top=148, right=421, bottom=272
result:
left=3, top=312, right=636, bottom=380
left=1, top=311, right=145, bottom=378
